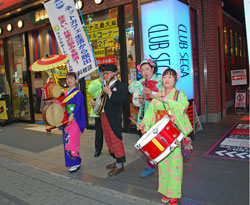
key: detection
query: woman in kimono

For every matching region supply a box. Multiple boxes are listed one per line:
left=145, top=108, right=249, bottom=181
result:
left=62, top=72, right=86, bottom=173
left=138, top=68, right=193, bottom=204
left=128, top=59, right=161, bottom=178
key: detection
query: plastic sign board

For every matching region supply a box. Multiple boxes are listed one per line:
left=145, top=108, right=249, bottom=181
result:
left=141, top=0, right=194, bottom=100
left=0, top=100, right=8, bottom=120
left=44, top=0, right=97, bottom=79
left=235, top=90, right=246, bottom=108
left=231, top=69, right=247, bottom=86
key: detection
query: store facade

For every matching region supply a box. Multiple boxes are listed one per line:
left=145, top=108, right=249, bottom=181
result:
left=0, top=0, right=248, bottom=130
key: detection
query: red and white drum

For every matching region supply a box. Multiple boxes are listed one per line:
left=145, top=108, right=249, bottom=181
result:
left=135, top=116, right=184, bottom=165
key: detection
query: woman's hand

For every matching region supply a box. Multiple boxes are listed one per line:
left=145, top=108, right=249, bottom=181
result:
left=90, top=99, right=96, bottom=107
left=68, top=113, right=74, bottom=123
left=154, top=92, right=168, bottom=102
left=144, top=88, right=152, bottom=96
left=139, top=95, right=144, bottom=104
left=137, top=122, right=145, bottom=130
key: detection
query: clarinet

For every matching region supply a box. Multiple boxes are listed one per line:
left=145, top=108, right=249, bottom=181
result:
left=139, top=76, right=148, bottom=120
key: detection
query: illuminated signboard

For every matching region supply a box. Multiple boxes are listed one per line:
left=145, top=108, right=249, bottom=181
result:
left=141, top=0, right=194, bottom=99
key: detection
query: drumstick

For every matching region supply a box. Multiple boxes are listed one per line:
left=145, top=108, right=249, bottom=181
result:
left=129, top=117, right=140, bottom=125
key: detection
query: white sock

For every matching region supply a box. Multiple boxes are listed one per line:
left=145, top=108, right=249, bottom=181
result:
left=116, top=162, right=122, bottom=168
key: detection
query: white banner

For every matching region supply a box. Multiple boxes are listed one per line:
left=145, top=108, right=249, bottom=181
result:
left=231, top=69, right=247, bottom=86
left=44, top=0, right=97, bottom=79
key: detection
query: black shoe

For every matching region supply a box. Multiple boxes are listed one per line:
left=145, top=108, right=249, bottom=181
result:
left=94, top=152, right=101, bottom=157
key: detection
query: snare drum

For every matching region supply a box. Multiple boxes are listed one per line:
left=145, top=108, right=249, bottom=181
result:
left=135, top=116, right=184, bottom=165
left=42, top=98, right=67, bottom=126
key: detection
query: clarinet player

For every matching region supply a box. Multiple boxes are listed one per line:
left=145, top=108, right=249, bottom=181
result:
left=129, top=59, right=162, bottom=178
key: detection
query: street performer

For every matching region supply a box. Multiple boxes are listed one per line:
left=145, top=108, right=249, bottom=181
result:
left=98, top=64, right=128, bottom=177
left=62, top=72, right=86, bottom=173
left=129, top=59, right=161, bottom=178
left=138, top=68, right=193, bottom=204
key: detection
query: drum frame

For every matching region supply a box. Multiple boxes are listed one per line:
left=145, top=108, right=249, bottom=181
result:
left=135, top=116, right=184, bottom=164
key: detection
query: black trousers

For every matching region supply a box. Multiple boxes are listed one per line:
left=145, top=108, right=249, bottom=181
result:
left=95, top=117, right=103, bottom=153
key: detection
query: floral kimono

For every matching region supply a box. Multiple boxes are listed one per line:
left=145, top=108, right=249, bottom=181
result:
left=62, top=86, right=86, bottom=168
left=129, top=74, right=161, bottom=124
left=142, top=87, right=193, bottom=198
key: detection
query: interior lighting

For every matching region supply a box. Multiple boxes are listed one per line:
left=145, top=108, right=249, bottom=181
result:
left=7, top=24, right=12, bottom=32
left=17, top=20, right=24, bottom=28
left=75, top=0, right=83, bottom=10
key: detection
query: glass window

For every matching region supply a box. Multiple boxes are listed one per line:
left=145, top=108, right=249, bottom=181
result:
left=229, top=29, right=235, bottom=70
left=124, top=4, right=138, bottom=125
left=224, top=27, right=231, bottom=82
left=0, top=40, right=8, bottom=94
left=7, top=34, right=31, bottom=120
left=83, top=8, right=120, bottom=125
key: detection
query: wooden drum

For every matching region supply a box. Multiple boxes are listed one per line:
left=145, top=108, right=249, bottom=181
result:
left=42, top=100, right=67, bottom=126
left=47, top=83, right=62, bottom=99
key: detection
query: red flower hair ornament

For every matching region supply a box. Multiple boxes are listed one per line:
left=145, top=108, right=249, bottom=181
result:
left=136, top=59, right=156, bottom=73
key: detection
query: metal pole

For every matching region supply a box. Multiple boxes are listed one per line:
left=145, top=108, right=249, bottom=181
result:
left=201, top=0, right=208, bottom=122
left=74, top=0, right=101, bottom=78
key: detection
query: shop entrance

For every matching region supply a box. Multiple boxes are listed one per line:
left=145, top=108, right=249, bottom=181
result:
left=5, top=34, right=33, bottom=122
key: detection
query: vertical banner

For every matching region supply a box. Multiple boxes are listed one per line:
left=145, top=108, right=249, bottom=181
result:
left=44, top=0, right=97, bottom=79
left=141, top=0, right=194, bottom=100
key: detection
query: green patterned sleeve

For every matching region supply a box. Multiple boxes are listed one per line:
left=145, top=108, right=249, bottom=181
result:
left=168, top=91, right=193, bottom=135
left=142, top=99, right=159, bottom=131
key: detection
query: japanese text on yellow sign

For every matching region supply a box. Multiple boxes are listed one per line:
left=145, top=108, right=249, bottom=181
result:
left=88, top=28, right=119, bottom=41
left=94, top=48, right=105, bottom=58
left=86, top=18, right=118, bottom=32
left=97, top=38, right=114, bottom=48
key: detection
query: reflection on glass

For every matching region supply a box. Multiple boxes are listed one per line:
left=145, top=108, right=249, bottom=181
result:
left=7, top=34, right=31, bottom=120
left=83, top=7, right=120, bottom=125
left=0, top=40, right=8, bottom=95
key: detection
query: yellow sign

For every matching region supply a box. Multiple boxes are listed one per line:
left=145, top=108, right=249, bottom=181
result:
left=0, top=100, right=8, bottom=120
left=97, top=38, right=114, bottom=48
left=86, top=18, right=118, bottom=32
left=54, top=67, right=67, bottom=79
left=94, top=48, right=105, bottom=58
left=88, top=27, right=119, bottom=41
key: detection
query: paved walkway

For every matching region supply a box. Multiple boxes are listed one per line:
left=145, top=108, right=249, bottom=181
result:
left=0, top=157, right=160, bottom=205
left=0, top=110, right=249, bottom=204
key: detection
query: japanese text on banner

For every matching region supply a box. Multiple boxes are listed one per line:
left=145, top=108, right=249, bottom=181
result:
left=44, top=0, right=97, bottom=79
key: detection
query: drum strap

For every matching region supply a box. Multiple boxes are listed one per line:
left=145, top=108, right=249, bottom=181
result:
left=62, top=90, right=80, bottom=103
left=173, top=90, right=179, bottom=101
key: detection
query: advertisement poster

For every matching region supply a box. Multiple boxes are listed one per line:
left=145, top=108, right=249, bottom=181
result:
left=231, top=69, right=247, bottom=86
left=0, top=100, right=8, bottom=120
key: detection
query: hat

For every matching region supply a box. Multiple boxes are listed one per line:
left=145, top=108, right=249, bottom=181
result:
left=103, top=64, right=117, bottom=72
left=99, top=64, right=105, bottom=72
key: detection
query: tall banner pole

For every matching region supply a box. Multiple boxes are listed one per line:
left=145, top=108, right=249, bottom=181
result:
left=74, top=0, right=101, bottom=78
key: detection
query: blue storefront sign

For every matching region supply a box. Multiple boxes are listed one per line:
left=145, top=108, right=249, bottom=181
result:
left=141, top=0, right=194, bottom=99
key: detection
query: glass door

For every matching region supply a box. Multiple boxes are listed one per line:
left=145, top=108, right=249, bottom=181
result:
left=6, top=34, right=32, bottom=121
